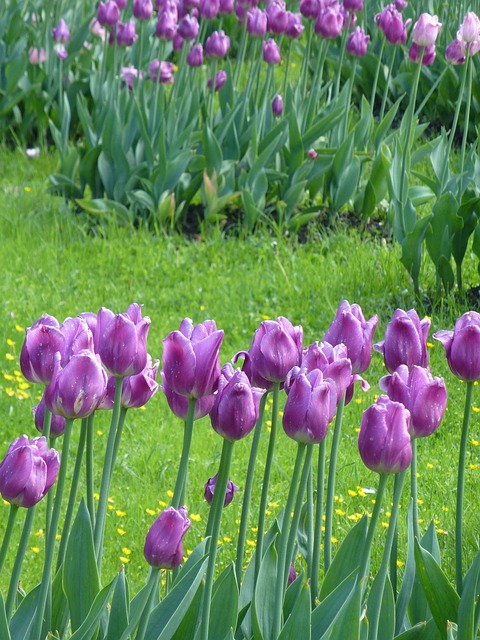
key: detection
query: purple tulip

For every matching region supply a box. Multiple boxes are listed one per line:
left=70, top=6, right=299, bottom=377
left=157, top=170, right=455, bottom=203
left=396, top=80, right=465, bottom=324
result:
left=20, top=315, right=65, bottom=385
left=446, top=38, right=466, bottom=64
left=395, top=0, right=407, bottom=9
left=178, top=14, right=199, bottom=39
left=52, top=18, right=70, bottom=43
left=315, top=4, right=344, bottom=39
left=162, top=318, right=224, bottom=399
left=114, top=0, right=127, bottom=9
left=272, top=94, right=283, bottom=115
left=187, top=43, right=204, bottom=66
left=411, top=13, right=441, bottom=46
left=210, top=364, right=266, bottom=440
left=61, top=316, right=95, bottom=363
left=205, top=30, right=230, bottom=57
left=346, top=26, right=369, bottom=56
left=199, top=0, right=220, bottom=18
left=266, top=1, right=288, bottom=34
left=380, top=365, right=447, bottom=439
left=375, top=5, right=409, bottom=45
left=121, top=66, right=142, bottom=89
left=374, top=308, right=430, bottom=373
left=343, top=0, right=362, bottom=11
left=458, top=11, right=480, bottom=45
left=235, top=316, right=303, bottom=388
left=29, top=48, right=47, bottom=64
left=120, top=356, right=160, bottom=408
left=144, top=506, right=190, bottom=568
left=45, top=350, right=108, bottom=419
left=207, top=70, right=227, bottom=91
left=285, top=13, right=304, bottom=39
left=96, top=303, right=150, bottom=377
left=133, top=0, right=154, bottom=19
left=323, top=300, right=378, bottom=374
left=408, top=42, right=436, bottom=65
left=161, top=372, right=215, bottom=419
left=156, top=11, right=178, bottom=39
left=300, top=0, right=319, bottom=20
left=247, top=8, right=268, bottom=36
left=149, top=59, right=175, bottom=83
left=358, top=396, right=412, bottom=474
left=0, top=435, right=60, bottom=508
left=434, top=311, right=480, bottom=381
left=33, top=395, right=66, bottom=437
left=204, top=473, right=239, bottom=506
left=112, top=20, right=138, bottom=46
left=262, top=38, right=281, bottom=64
left=283, top=369, right=337, bottom=443
left=97, top=1, right=120, bottom=26
left=219, top=0, right=234, bottom=13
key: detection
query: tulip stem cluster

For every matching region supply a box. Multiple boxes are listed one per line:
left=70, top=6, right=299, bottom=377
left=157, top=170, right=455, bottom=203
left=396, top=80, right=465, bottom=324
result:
left=5, top=504, right=37, bottom=618
left=311, top=438, right=327, bottom=604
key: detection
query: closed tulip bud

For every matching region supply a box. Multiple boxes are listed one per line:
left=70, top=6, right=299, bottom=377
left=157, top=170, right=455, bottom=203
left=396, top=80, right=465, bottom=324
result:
left=412, top=13, right=441, bottom=46
left=295, top=341, right=353, bottom=404
left=120, top=356, right=159, bottom=408
left=0, top=435, right=60, bottom=508
left=409, top=42, right=436, bottom=65
left=115, top=0, right=127, bottom=9
left=375, top=6, right=409, bottom=45
left=205, top=30, right=230, bottom=57
left=288, top=563, right=297, bottom=585
left=20, top=315, right=65, bottom=385
left=358, top=396, right=412, bottom=474
left=96, top=304, right=150, bottom=377
left=207, top=70, right=227, bottom=91
left=178, top=14, right=199, bottom=39
left=204, top=473, right=239, bottom=506
left=52, top=18, right=70, bottom=43
left=272, top=94, right=283, bottom=115
left=247, top=8, right=268, bottom=36
left=219, top=0, right=234, bottom=13
left=28, top=47, right=47, bottom=64
left=285, top=12, right=304, bottom=39
left=266, top=2, right=288, bottom=34
left=121, top=66, right=141, bottom=90
left=161, top=371, right=214, bottom=419
left=346, top=26, right=369, bottom=56
left=324, top=300, right=378, bottom=374
left=199, top=0, right=220, bottom=18
left=144, top=506, right=190, bottom=569
left=97, top=1, right=120, bottom=26
left=315, top=5, right=344, bottom=39
left=446, top=38, right=466, bottom=64
left=156, top=11, right=178, bottom=39
left=210, top=364, right=266, bottom=440
left=45, top=350, right=108, bottom=419
left=379, top=365, right=447, bottom=439
left=262, top=38, right=281, bottom=64
left=395, top=0, right=407, bottom=9
left=33, top=395, right=66, bottom=437
left=434, top=311, right=480, bottom=381
left=162, top=318, right=224, bottom=398
left=343, top=0, right=362, bottom=11
left=61, top=316, right=95, bottom=364
left=187, top=43, right=204, bottom=66
left=459, top=11, right=480, bottom=44
left=149, top=59, right=175, bottom=83
left=300, top=0, right=319, bottom=19
left=133, top=0, right=153, bottom=19
left=374, top=308, right=430, bottom=373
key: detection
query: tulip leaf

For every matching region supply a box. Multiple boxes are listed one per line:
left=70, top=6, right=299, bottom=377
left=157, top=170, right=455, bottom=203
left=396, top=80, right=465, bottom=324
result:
left=63, top=498, right=100, bottom=633
left=394, top=620, right=429, bottom=639
left=327, top=578, right=362, bottom=640
left=0, top=594, right=11, bottom=640
left=278, top=580, right=311, bottom=640
left=457, top=548, right=480, bottom=640
left=311, top=570, right=356, bottom=640
left=209, top=563, right=238, bottom=640
left=253, top=538, right=278, bottom=640
left=9, top=583, right=40, bottom=640
left=51, top=564, right=69, bottom=639
left=414, top=539, right=459, bottom=639
left=283, top=571, right=305, bottom=621
left=319, top=514, right=367, bottom=601
left=105, top=566, right=130, bottom=640
left=69, top=577, right=117, bottom=640
left=144, top=556, right=207, bottom=640
left=170, top=581, right=204, bottom=640
left=366, top=573, right=395, bottom=640
left=173, top=537, right=209, bottom=586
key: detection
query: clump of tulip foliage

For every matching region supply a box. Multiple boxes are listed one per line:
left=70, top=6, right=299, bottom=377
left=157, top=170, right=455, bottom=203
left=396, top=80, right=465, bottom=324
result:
left=1, top=299, right=480, bottom=638
left=5, top=1, right=480, bottom=297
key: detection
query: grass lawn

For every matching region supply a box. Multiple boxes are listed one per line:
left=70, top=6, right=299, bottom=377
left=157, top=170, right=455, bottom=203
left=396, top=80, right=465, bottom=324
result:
left=1, top=147, right=479, bottom=595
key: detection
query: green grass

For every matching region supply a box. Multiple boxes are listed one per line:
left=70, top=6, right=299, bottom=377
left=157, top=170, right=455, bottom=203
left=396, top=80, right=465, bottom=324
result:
left=1, top=147, right=480, bottom=597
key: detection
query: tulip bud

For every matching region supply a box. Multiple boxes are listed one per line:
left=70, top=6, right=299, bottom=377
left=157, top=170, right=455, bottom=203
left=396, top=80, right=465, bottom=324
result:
left=149, top=59, right=175, bottom=83
left=199, top=0, right=220, bottom=19
left=97, top=1, right=120, bottom=26
left=33, top=395, right=66, bottom=437
left=288, top=562, right=297, bottom=585
left=0, top=435, right=60, bottom=508
left=411, top=13, right=441, bottom=46
left=114, top=20, right=138, bottom=46
left=28, top=47, right=47, bottom=64
left=187, top=43, right=204, bottom=66
left=205, top=30, right=230, bottom=57
left=374, top=308, right=430, bottom=373
left=300, top=0, right=318, bottom=19
left=375, top=6, right=409, bottom=45
left=358, top=396, right=412, bottom=474
left=144, top=506, right=190, bottom=568
left=204, top=473, right=239, bottom=506
left=446, top=38, right=466, bottom=64
left=52, top=18, right=70, bottom=44
left=61, top=316, right=95, bottom=364
left=156, top=11, right=178, bottom=39
left=294, top=341, right=353, bottom=404
left=121, top=356, right=160, bottom=408
left=162, top=318, right=224, bottom=398
left=323, top=300, right=378, bottom=374
left=346, top=26, right=369, bottom=57
left=207, top=70, right=227, bottom=91
left=247, top=8, right=268, bottom=37
left=178, top=14, right=199, bottom=39
left=434, top=311, right=480, bottom=381
left=20, top=315, right=65, bottom=385
left=263, top=38, right=281, bottom=64
left=133, top=0, right=153, bottom=19
left=266, top=2, right=288, bottom=34
left=210, top=364, right=266, bottom=440
left=315, top=5, right=344, bottom=39
left=272, top=94, right=283, bottom=116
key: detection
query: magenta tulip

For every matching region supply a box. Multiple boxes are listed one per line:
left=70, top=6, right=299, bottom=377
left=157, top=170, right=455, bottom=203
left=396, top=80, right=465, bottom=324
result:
left=374, top=308, right=430, bottom=373
left=434, top=311, right=480, bottom=381
left=144, top=506, right=190, bottom=569
left=20, top=314, right=65, bottom=385
left=411, top=13, right=441, bottom=46
left=204, top=473, right=239, bottom=506
left=33, top=395, right=66, bottom=437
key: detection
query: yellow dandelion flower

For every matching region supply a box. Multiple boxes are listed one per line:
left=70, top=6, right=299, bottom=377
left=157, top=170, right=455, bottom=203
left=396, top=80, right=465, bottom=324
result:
left=5, top=388, right=14, bottom=396
left=381, top=522, right=389, bottom=529
left=94, top=492, right=100, bottom=500
left=116, top=510, right=126, bottom=517
left=200, top=305, right=206, bottom=311
left=266, top=420, right=272, bottom=427
left=97, top=430, right=104, bottom=436
left=251, top=527, right=258, bottom=533
left=108, top=504, right=115, bottom=511
left=246, top=540, right=256, bottom=547
left=472, top=407, right=480, bottom=414
left=268, top=501, right=279, bottom=508
left=427, top=463, right=434, bottom=469
left=354, top=427, right=360, bottom=433
left=348, top=489, right=357, bottom=497
left=418, top=519, right=424, bottom=524
left=146, top=508, right=156, bottom=516
left=32, top=546, right=40, bottom=553
left=335, top=509, right=345, bottom=516
left=426, top=342, right=434, bottom=348
left=117, top=528, right=126, bottom=535
left=266, top=509, right=272, bottom=515
left=261, top=315, right=271, bottom=321
left=396, top=560, right=405, bottom=567
left=469, top=464, right=479, bottom=470
left=56, top=534, right=62, bottom=541
left=6, top=339, right=15, bottom=347
left=355, top=398, right=363, bottom=404
left=35, top=529, right=44, bottom=537
left=167, top=490, right=174, bottom=498
left=331, top=537, right=338, bottom=543
left=3, top=373, right=14, bottom=381
left=442, top=506, right=449, bottom=512
left=436, top=529, right=448, bottom=535
left=24, top=186, right=32, bottom=192
left=15, top=325, right=24, bottom=332
left=5, top=353, right=14, bottom=361
left=122, top=547, right=132, bottom=555
left=223, top=536, right=232, bottom=543
left=472, top=439, right=479, bottom=446
left=190, top=513, right=201, bottom=522
left=159, top=500, right=167, bottom=507
left=120, top=556, right=131, bottom=563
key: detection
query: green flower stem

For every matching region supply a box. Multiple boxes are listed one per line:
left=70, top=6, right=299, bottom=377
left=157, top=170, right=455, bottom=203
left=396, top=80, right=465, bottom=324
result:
left=233, top=22, right=248, bottom=91
left=456, top=380, right=474, bottom=595
left=282, top=38, right=292, bottom=99
left=42, top=407, right=53, bottom=537
left=324, top=394, right=346, bottom=572
left=369, top=470, right=407, bottom=639
left=357, top=473, right=389, bottom=583
left=199, top=438, right=235, bottom=640
left=284, top=444, right=314, bottom=584
left=369, top=37, right=386, bottom=112
left=271, top=442, right=307, bottom=640
left=171, top=398, right=197, bottom=510
left=311, top=438, right=326, bottom=604
left=94, top=376, right=124, bottom=564
left=410, top=439, right=420, bottom=541
left=208, top=58, right=218, bottom=127
left=86, top=413, right=95, bottom=527
left=302, top=39, right=327, bottom=132
left=306, top=467, right=314, bottom=580
left=459, top=49, right=473, bottom=195
left=6, top=504, right=37, bottom=618
left=300, top=20, right=313, bottom=100
left=379, top=45, right=396, bottom=123
left=150, top=40, right=164, bottom=140
left=0, top=504, right=19, bottom=576
left=235, top=393, right=267, bottom=583
left=255, top=381, right=280, bottom=579
left=135, top=568, right=161, bottom=640
left=56, top=418, right=87, bottom=570
left=31, top=417, right=74, bottom=640
left=333, top=24, right=349, bottom=99
left=341, top=58, right=357, bottom=140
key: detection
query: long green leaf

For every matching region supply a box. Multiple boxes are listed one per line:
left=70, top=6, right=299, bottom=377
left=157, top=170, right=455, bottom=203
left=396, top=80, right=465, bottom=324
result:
left=69, top=578, right=117, bottom=640
left=278, top=581, right=311, bottom=640
left=328, top=579, right=362, bottom=640
left=0, top=594, right=11, bottom=640
left=105, top=566, right=129, bottom=640
left=253, top=538, right=278, bottom=640
left=311, top=571, right=356, bottom=640
left=209, top=563, right=238, bottom=640
left=457, top=549, right=480, bottom=640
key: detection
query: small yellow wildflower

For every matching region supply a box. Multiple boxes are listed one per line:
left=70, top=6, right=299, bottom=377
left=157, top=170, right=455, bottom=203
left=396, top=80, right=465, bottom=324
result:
left=190, top=513, right=201, bottom=522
